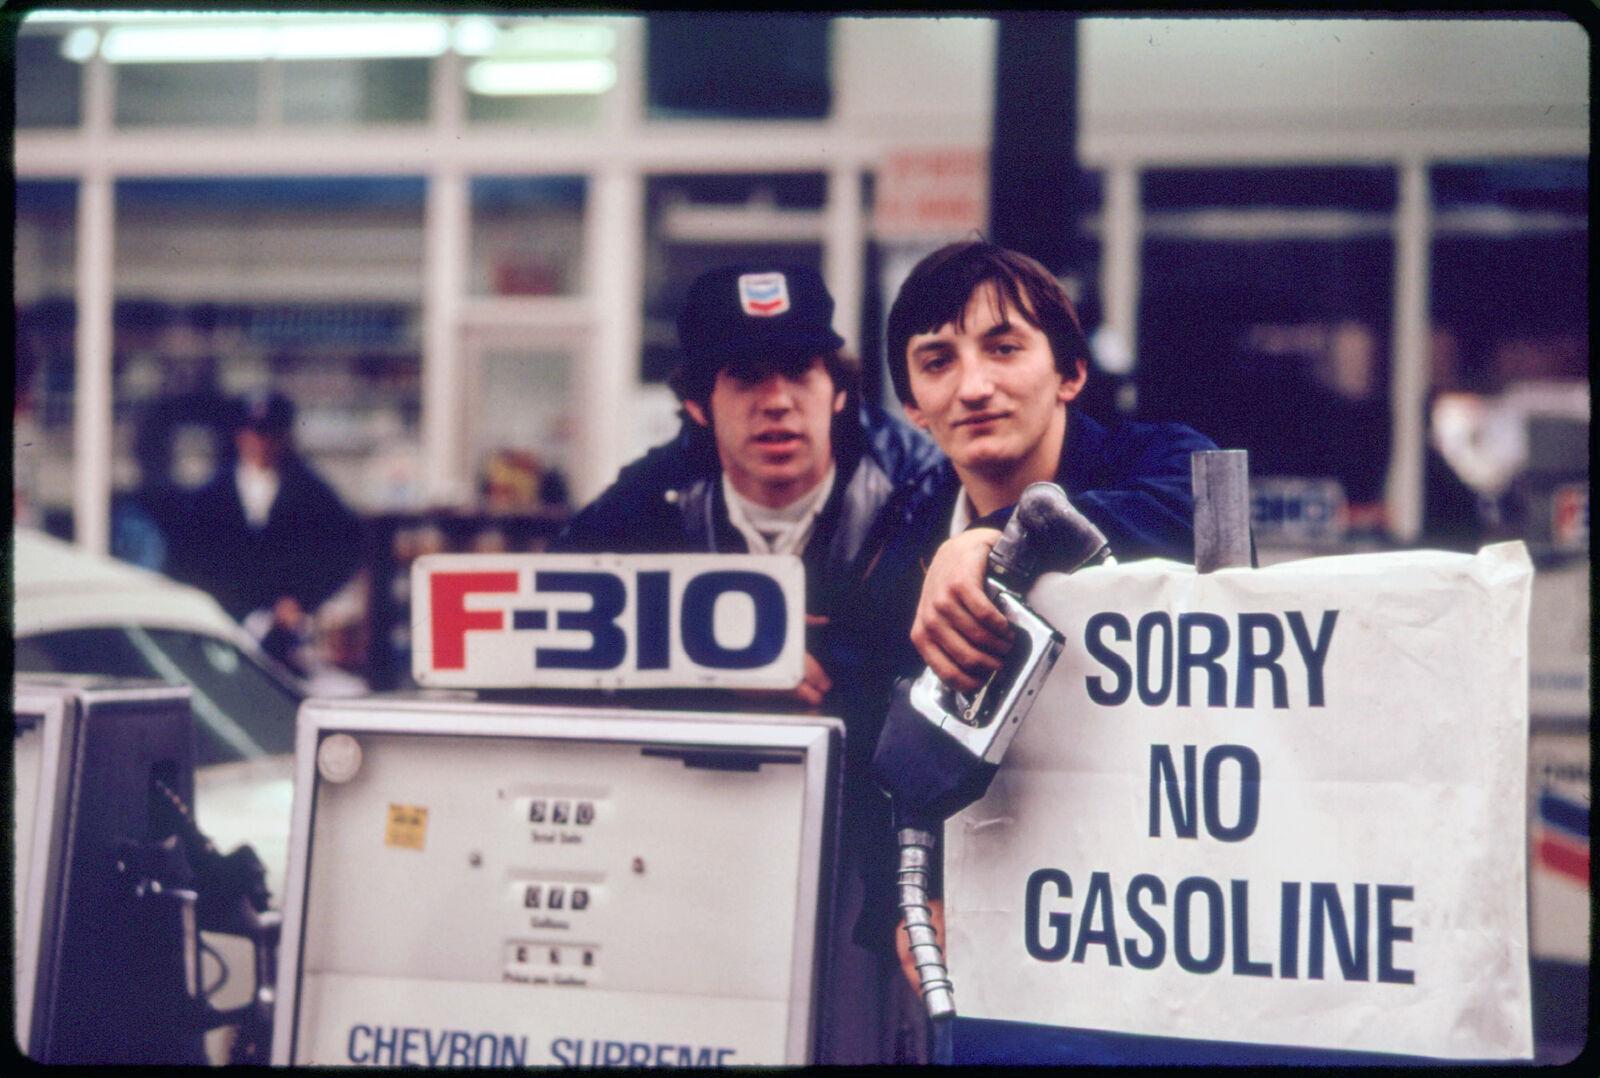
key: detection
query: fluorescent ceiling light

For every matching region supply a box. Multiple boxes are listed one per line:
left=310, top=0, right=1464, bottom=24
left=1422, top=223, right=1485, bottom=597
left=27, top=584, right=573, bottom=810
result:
left=60, top=27, right=99, bottom=62
left=89, top=18, right=450, bottom=63
left=453, top=17, right=499, bottom=57
left=27, top=10, right=396, bottom=23
left=465, top=58, right=617, bottom=96
left=496, top=23, right=616, bottom=56
left=453, top=19, right=616, bottom=59
left=101, top=24, right=272, bottom=62
left=271, top=21, right=450, bottom=60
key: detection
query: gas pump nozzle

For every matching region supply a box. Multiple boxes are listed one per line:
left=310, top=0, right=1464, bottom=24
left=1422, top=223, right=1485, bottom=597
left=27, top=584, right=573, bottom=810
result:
left=871, top=483, right=1112, bottom=1033
left=874, top=483, right=1112, bottom=825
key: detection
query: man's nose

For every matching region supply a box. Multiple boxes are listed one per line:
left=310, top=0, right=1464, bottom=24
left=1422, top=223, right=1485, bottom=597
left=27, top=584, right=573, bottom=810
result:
left=955, top=355, right=994, bottom=403
left=755, top=375, right=795, bottom=411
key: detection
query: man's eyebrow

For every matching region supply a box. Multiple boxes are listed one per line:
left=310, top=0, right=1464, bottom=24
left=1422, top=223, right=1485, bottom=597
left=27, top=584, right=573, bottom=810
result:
left=981, top=320, right=1018, bottom=339
left=910, top=338, right=953, bottom=355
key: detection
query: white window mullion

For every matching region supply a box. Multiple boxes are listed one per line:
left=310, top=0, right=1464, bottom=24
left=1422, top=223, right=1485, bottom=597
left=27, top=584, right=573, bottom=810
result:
left=824, top=162, right=864, bottom=358
left=579, top=167, right=643, bottom=505
left=1100, top=161, right=1141, bottom=376
left=73, top=47, right=116, bottom=554
left=420, top=41, right=471, bottom=504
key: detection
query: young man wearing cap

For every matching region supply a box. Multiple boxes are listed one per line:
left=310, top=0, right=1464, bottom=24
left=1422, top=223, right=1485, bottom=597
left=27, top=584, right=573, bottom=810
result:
left=165, top=391, right=363, bottom=675
left=552, top=264, right=943, bottom=1063
left=554, top=264, right=941, bottom=706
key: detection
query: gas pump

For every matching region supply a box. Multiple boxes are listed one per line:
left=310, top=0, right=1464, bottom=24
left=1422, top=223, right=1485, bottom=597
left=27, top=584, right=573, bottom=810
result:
left=13, top=676, right=278, bottom=1065
left=270, top=554, right=843, bottom=1067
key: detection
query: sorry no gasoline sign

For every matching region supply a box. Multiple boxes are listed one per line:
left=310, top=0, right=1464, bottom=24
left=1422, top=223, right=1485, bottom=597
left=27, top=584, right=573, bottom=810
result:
left=944, top=545, right=1535, bottom=1060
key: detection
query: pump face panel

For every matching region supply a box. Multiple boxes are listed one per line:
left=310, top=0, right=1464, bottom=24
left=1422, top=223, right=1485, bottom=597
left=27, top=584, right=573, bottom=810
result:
left=13, top=677, right=201, bottom=1065
left=276, top=700, right=840, bottom=1067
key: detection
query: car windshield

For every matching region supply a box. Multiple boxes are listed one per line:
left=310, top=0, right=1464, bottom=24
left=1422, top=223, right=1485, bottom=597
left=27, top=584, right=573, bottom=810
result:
left=14, top=627, right=300, bottom=765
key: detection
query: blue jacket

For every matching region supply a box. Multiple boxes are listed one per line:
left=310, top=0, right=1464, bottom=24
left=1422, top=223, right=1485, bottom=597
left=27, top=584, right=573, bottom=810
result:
left=825, top=409, right=1215, bottom=946
left=845, top=409, right=1218, bottom=697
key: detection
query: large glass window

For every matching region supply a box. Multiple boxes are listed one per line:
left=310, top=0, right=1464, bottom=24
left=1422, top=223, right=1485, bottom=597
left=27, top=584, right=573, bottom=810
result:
left=1137, top=166, right=1398, bottom=532
left=469, top=176, right=587, bottom=296
left=15, top=182, right=78, bottom=540
left=1425, top=159, right=1587, bottom=553
left=16, top=22, right=84, bottom=128
left=1429, top=159, right=1587, bottom=394
left=646, top=15, right=832, bottom=120
left=111, top=178, right=426, bottom=562
left=461, top=328, right=581, bottom=510
left=117, top=62, right=262, bottom=127
left=281, top=58, right=431, bottom=125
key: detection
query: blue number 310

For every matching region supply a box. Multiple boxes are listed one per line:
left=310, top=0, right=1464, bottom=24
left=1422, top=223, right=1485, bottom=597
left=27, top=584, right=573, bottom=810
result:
left=533, top=571, right=787, bottom=672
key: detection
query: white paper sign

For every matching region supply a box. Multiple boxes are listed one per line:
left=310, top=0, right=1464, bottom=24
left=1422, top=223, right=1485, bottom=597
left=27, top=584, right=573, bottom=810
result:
left=945, top=542, right=1534, bottom=1060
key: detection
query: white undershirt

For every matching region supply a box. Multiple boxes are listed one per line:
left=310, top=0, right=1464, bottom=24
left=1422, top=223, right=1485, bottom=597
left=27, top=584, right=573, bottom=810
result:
left=723, top=465, right=837, bottom=556
left=948, top=488, right=978, bottom=538
left=235, top=461, right=280, bottom=528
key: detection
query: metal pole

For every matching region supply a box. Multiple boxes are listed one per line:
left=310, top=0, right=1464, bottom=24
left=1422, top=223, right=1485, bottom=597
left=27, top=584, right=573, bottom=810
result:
left=824, top=162, right=863, bottom=363
left=1385, top=157, right=1431, bottom=544
left=1192, top=449, right=1252, bottom=573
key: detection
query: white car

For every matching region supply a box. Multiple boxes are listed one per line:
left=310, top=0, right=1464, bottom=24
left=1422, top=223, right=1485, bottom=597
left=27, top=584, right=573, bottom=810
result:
left=13, top=527, right=305, bottom=1058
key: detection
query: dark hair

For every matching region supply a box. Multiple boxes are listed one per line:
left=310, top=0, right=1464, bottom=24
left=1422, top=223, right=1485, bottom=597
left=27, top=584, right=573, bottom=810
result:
left=885, top=241, right=1090, bottom=406
left=668, top=347, right=861, bottom=407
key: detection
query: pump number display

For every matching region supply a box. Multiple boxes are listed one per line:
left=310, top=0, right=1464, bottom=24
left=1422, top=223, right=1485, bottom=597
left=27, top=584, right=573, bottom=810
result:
left=411, top=554, right=805, bottom=690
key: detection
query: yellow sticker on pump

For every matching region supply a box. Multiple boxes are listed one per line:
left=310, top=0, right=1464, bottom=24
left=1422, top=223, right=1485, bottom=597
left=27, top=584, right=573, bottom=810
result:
left=385, top=803, right=428, bottom=850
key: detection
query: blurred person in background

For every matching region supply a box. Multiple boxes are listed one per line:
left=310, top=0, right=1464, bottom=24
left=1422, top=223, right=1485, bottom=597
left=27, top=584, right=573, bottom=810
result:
left=551, top=263, right=944, bottom=1064
left=113, top=355, right=236, bottom=571
left=164, top=391, right=364, bottom=681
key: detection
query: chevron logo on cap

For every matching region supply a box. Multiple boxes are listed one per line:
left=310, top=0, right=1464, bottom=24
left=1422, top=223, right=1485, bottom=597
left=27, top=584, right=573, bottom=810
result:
left=738, top=272, right=791, bottom=317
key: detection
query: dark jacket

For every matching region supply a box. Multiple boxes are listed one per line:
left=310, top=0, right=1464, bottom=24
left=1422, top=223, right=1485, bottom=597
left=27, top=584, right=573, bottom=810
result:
left=849, top=409, right=1218, bottom=701
left=552, top=400, right=945, bottom=726
left=815, top=409, right=1214, bottom=945
left=553, top=402, right=944, bottom=947
left=165, top=454, right=364, bottom=623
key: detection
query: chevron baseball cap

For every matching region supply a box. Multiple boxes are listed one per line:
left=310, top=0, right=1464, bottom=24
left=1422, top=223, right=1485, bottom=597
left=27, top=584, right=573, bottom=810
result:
left=676, top=264, right=845, bottom=376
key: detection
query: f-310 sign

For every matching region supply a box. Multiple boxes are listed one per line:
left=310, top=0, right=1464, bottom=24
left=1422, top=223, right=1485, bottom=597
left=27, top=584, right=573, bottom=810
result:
left=410, top=554, right=805, bottom=690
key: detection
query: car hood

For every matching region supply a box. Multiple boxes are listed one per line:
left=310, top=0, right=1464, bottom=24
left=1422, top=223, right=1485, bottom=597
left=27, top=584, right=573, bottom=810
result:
left=13, top=528, right=244, bottom=639
left=193, top=754, right=297, bottom=904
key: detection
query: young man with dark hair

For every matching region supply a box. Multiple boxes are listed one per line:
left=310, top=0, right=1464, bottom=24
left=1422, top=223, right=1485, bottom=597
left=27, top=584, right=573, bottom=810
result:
left=852, top=241, right=1215, bottom=1004
left=879, top=239, right=1215, bottom=691
left=553, top=263, right=942, bottom=705
left=551, top=263, right=943, bottom=1063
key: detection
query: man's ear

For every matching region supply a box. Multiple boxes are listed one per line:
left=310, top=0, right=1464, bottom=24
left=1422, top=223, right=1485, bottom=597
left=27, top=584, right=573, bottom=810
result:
left=1056, top=358, right=1089, bottom=404
left=902, top=399, right=928, bottom=431
left=832, top=389, right=846, bottom=416
left=684, top=399, right=710, bottom=428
